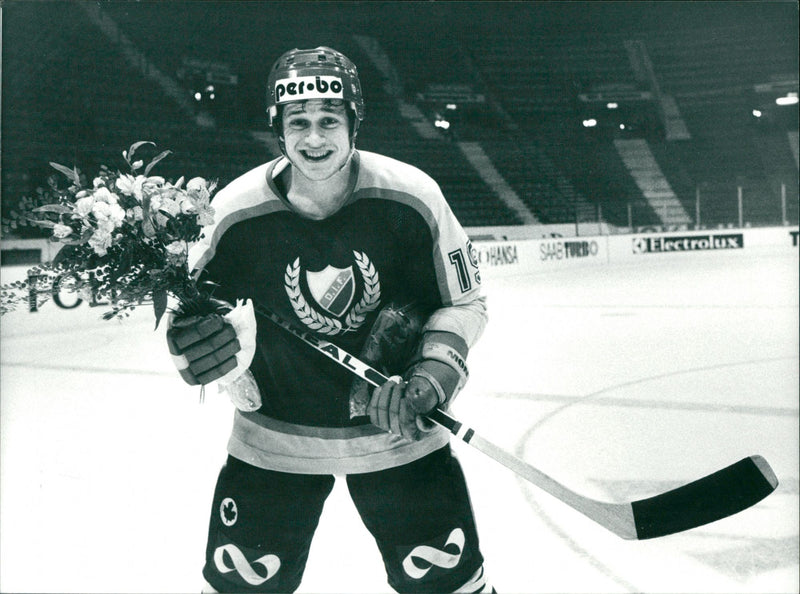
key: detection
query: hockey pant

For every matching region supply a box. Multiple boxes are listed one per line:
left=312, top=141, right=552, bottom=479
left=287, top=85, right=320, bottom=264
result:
left=202, top=445, right=492, bottom=593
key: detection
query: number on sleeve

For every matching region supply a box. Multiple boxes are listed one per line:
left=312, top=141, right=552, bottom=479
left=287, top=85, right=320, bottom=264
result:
left=448, top=249, right=472, bottom=293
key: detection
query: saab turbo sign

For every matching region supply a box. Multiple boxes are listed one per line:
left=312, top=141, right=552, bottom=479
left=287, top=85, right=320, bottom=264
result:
left=632, top=233, right=744, bottom=254
left=540, top=240, right=600, bottom=261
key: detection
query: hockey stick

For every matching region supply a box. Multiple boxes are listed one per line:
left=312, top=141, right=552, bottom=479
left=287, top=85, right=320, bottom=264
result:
left=254, top=304, right=779, bottom=540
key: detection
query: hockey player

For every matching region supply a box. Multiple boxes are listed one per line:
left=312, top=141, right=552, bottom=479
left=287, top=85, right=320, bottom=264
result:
left=167, top=47, right=492, bottom=593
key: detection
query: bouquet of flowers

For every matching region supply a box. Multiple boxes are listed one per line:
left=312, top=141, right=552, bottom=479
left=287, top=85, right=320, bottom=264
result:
left=1, top=142, right=218, bottom=327
left=1, top=142, right=262, bottom=409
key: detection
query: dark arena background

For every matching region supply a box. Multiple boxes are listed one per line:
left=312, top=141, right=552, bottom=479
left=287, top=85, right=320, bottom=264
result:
left=1, top=1, right=797, bottom=237
left=1, top=2, right=798, bottom=593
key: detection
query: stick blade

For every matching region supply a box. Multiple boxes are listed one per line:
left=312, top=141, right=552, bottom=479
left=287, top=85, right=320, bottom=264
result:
left=631, top=455, right=778, bottom=540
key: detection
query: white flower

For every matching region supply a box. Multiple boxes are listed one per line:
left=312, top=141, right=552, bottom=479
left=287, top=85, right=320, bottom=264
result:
left=166, top=240, right=187, bottom=256
left=93, top=177, right=106, bottom=188
left=187, top=177, right=214, bottom=204
left=88, top=229, right=113, bottom=256
left=108, top=202, right=126, bottom=225
left=154, top=197, right=181, bottom=227
left=91, top=201, right=125, bottom=228
left=186, top=177, right=207, bottom=193
left=139, top=176, right=165, bottom=199
left=127, top=206, right=143, bottom=221
left=163, top=198, right=181, bottom=216
left=93, top=187, right=119, bottom=204
left=178, top=193, right=197, bottom=214
left=53, top=223, right=73, bottom=239
left=196, top=205, right=216, bottom=226
left=166, top=240, right=188, bottom=264
left=115, top=174, right=136, bottom=196
left=95, top=217, right=117, bottom=234
left=149, top=193, right=162, bottom=212
left=115, top=174, right=165, bottom=201
left=92, top=201, right=112, bottom=218
left=74, top=196, right=95, bottom=217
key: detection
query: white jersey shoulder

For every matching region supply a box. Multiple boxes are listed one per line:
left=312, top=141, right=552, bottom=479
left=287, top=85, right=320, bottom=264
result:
left=210, top=160, right=280, bottom=218
left=355, top=151, right=445, bottom=203
left=353, top=150, right=459, bottom=244
left=354, top=152, right=487, bottom=346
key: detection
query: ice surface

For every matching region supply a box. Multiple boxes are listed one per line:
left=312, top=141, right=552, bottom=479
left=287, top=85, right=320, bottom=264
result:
left=1, top=249, right=797, bottom=593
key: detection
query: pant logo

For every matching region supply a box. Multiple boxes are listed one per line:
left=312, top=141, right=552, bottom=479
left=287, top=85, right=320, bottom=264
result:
left=213, top=543, right=280, bottom=586
left=402, top=528, right=465, bottom=579
left=220, top=498, right=238, bottom=527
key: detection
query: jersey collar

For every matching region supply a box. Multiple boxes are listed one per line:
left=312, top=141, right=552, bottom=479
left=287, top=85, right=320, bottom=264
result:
left=265, top=151, right=361, bottom=219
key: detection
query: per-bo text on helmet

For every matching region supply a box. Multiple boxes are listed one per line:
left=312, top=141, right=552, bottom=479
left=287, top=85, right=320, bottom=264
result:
left=274, top=75, right=344, bottom=104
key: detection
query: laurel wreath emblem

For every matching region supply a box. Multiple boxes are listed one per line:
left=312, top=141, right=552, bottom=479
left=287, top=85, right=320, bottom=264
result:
left=284, top=251, right=381, bottom=335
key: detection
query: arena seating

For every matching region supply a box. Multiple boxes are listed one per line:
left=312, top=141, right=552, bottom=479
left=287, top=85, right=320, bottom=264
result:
left=2, top=2, right=797, bottom=235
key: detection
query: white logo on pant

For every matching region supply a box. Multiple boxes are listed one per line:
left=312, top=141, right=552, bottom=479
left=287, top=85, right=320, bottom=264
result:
left=402, top=528, right=465, bottom=579
left=214, top=544, right=280, bottom=586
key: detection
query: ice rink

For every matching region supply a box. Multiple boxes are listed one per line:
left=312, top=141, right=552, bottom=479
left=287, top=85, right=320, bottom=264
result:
left=1, top=246, right=797, bottom=593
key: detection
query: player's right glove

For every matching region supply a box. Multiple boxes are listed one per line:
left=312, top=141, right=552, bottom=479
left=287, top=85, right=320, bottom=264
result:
left=166, top=314, right=240, bottom=385
left=368, top=331, right=469, bottom=440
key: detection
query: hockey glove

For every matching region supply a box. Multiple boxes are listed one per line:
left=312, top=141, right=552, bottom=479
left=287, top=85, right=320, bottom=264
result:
left=368, top=331, right=469, bottom=440
left=167, top=314, right=240, bottom=385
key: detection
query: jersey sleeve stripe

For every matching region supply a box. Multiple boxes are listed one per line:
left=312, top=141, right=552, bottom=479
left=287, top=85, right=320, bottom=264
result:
left=351, top=186, right=467, bottom=303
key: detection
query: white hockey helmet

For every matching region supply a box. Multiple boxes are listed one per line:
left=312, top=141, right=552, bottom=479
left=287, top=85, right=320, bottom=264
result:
left=267, top=46, right=365, bottom=149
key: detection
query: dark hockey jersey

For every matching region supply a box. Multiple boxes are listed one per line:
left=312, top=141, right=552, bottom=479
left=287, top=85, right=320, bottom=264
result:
left=188, top=150, right=486, bottom=474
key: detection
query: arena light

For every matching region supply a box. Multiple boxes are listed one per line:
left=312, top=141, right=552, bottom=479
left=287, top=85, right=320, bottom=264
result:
left=582, top=118, right=598, bottom=128
left=607, top=102, right=619, bottom=109
left=752, top=109, right=762, bottom=118
left=775, top=93, right=798, bottom=106
left=435, top=118, right=451, bottom=130
left=194, top=92, right=202, bottom=101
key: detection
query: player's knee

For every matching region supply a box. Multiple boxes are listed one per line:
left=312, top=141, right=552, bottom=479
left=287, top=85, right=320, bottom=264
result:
left=451, top=564, right=492, bottom=593
left=390, top=561, right=491, bottom=593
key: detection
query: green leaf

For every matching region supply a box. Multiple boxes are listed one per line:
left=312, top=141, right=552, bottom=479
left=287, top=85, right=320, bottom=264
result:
left=49, top=162, right=80, bottom=184
left=152, top=288, right=168, bottom=329
left=144, top=150, right=172, bottom=176
left=128, top=141, right=155, bottom=162
left=157, top=208, right=178, bottom=222
left=31, top=219, right=57, bottom=229
left=33, top=204, right=72, bottom=214
left=142, top=217, right=156, bottom=238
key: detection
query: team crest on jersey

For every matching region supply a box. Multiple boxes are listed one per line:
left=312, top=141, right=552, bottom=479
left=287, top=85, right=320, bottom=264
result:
left=306, top=265, right=355, bottom=317
left=284, top=250, right=381, bottom=335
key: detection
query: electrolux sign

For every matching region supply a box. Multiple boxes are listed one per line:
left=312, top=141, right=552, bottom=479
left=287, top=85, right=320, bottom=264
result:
left=632, top=233, right=744, bottom=254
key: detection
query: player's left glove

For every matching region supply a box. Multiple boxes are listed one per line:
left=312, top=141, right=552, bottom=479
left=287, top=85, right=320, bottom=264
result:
left=367, top=331, right=469, bottom=440
left=167, top=313, right=239, bottom=385
left=166, top=299, right=260, bottom=411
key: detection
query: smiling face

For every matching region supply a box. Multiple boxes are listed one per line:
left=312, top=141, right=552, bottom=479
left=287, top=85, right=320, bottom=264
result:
left=281, top=99, right=353, bottom=182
